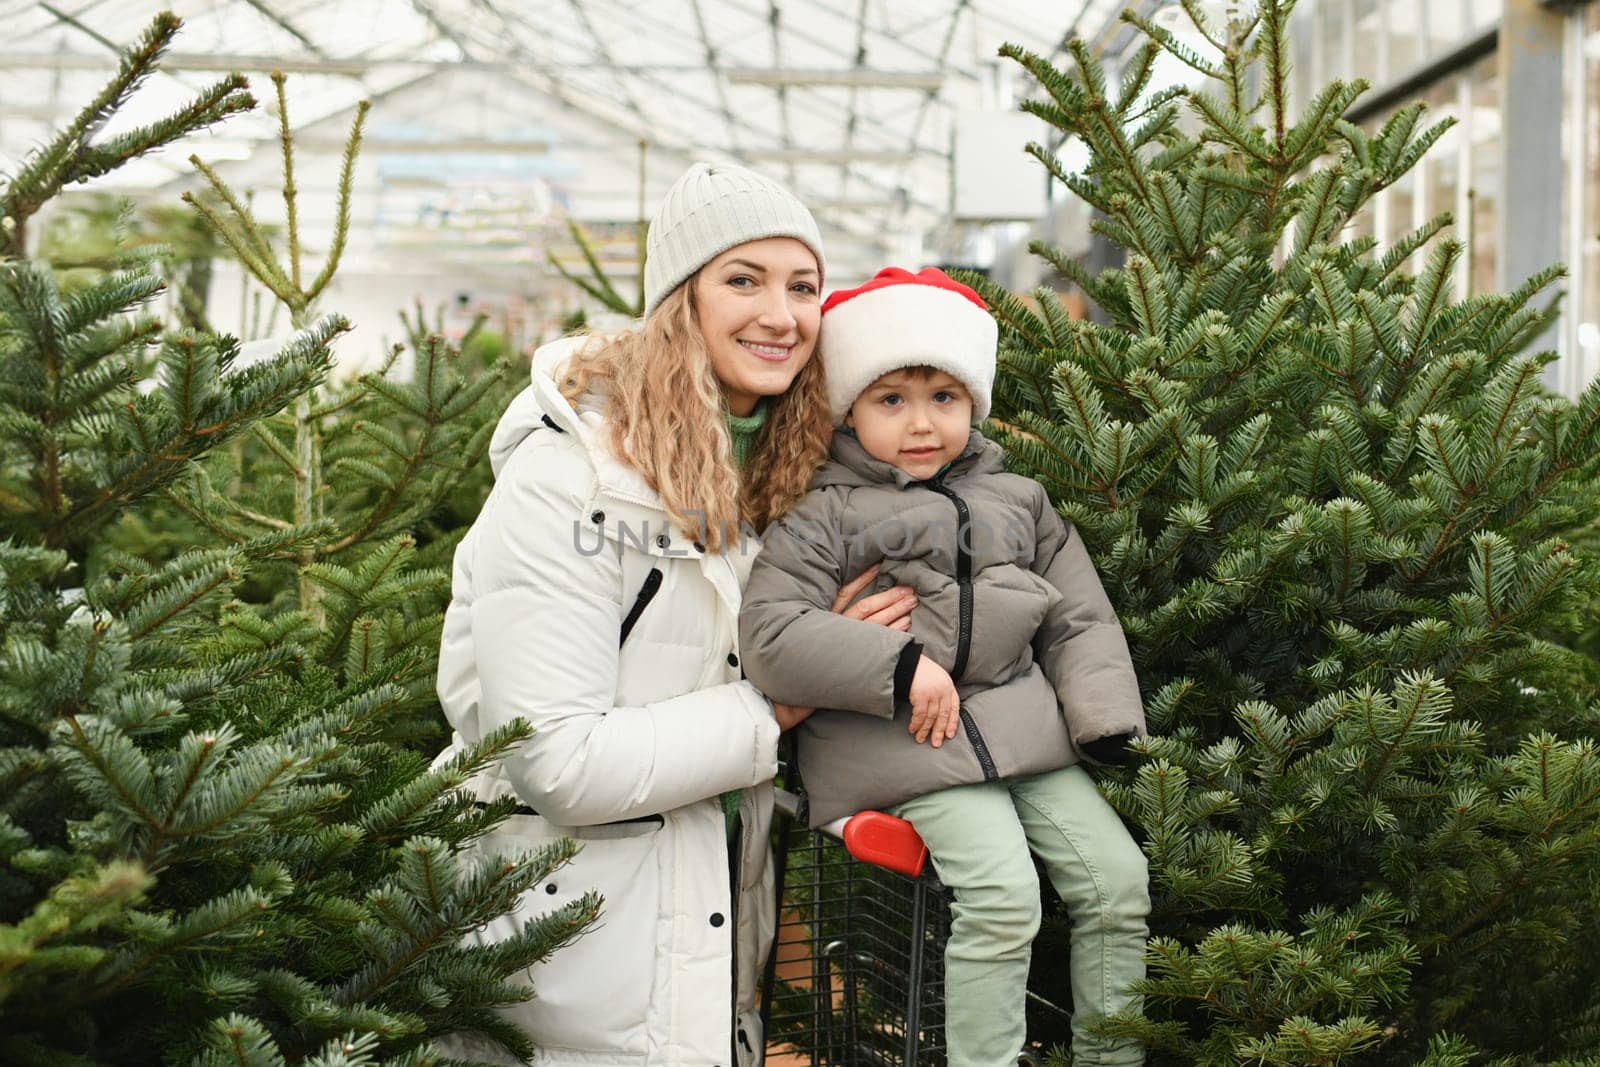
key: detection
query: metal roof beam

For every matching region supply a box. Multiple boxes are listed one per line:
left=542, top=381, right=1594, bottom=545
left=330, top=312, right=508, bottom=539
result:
left=767, top=149, right=918, bottom=164
left=836, top=0, right=871, bottom=201
left=464, top=0, right=731, bottom=153
left=725, top=68, right=945, bottom=88
left=768, top=0, right=797, bottom=187
left=568, top=0, right=949, bottom=187
left=552, top=0, right=653, bottom=131
left=724, top=0, right=981, bottom=83
left=886, top=0, right=969, bottom=233
left=965, top=0, right=1062, bottom=52
left=518, top=0, right=751, bottom=139
left=0, top=50, right=912, bottom=76
left=407, top=0, right=473, bottom=56
left=417, top=0, right=752, bottom=237
left=239, top=0, right=323, bottom=56
left=688, top=0, right=742, bottom=153
left=462, top=0, right=949, bottom=222
left=38, top=1, right=117, bottom=52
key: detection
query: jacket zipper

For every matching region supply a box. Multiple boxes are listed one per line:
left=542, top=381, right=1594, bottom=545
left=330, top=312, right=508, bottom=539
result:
left=928, top=476, right=985, bottom=783
left=925, top=476, right=992, bottom=780
left=480, top=563, right=665, bottom=830
left=618, top=567, right=664, bottom=646
left=959, top=707, right=999, bottom=781
left=925, top=480, right=973, bottom=679
left=728, top=802, right=743, bottom=1066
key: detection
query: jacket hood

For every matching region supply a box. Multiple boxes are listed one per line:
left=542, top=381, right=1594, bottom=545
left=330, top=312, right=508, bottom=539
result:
left=810, top=427, right=1006, bottom=490
left=487, top=334, right=595, bottom=477
left=486, top=332, right=662, bottom=506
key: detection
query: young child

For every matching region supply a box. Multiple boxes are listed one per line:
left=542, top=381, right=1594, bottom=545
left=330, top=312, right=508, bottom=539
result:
left=740, top=267, right=1150, bottom=1067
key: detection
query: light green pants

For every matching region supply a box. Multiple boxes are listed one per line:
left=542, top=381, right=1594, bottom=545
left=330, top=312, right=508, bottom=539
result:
left=893, top=765, right=1149, bottom=1067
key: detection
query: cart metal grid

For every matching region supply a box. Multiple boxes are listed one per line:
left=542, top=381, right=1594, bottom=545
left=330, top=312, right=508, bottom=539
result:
left=762, top=814, right=951, bottom=1067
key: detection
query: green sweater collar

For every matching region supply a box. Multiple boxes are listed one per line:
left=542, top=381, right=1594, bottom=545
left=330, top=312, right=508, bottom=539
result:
left=726, top=400, right=770, bottom=468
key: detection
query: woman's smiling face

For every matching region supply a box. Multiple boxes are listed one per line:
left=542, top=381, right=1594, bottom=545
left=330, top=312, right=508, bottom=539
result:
left=692, top=237, right=821, bottom=416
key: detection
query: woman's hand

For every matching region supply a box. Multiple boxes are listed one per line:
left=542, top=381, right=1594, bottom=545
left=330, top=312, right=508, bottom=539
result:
left=773, top=702, right=815, bottom=732
left=769, top=566, right=913, bottom=734
left=832, top=562, right=916, bottom=631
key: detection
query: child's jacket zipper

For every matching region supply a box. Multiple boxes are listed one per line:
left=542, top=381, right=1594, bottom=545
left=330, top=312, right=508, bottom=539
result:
left=927, top=476, right=996, bottom=779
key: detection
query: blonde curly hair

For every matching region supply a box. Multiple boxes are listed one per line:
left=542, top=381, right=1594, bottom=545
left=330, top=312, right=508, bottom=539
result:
left=559, top=280, right=833, bottom=553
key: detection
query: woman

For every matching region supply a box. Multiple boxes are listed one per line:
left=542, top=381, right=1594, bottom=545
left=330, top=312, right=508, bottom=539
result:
left=434, top=162, right=914, bottom=1066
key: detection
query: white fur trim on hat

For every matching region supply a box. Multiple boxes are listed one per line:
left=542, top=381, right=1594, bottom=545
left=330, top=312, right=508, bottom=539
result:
left=822, top=274, right=997, bottom=424
left=642, top=161, right=825, bottom=318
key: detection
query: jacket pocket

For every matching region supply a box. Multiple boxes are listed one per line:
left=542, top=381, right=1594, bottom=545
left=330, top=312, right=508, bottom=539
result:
left=615, top=636, right=713, bottom=705
left=734, top=1008, right=763, bottom=1067
left=471, top=813, right=663, bottom=1056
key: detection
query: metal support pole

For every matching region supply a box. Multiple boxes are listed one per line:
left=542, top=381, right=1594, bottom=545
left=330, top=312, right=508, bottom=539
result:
left=810, top=833, right=828, bottom=1066
left=760, top=805, right=793, bottom=1061
left=1562, top=10, right=1590, bottom=398
left=1497, top=0, right=1567, bottom=380
left=904, top=879, right=928, bottom=1064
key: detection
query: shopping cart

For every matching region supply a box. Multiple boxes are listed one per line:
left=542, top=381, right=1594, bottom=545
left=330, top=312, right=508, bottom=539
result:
left=761, top=790, right=1065, bottom=1066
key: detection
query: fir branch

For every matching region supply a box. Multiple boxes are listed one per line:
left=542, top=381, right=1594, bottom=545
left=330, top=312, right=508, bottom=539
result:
left=1190, top=90, right=1275, bottom=166
left=1291, top=169, right=1346, bottom=256
left=1116, top=42, right=1163, bottom=113
left=1126, top=257, right=1170, bottom=339
left=999, top=44, right=1086, bottom=117
left=1405, top=241, right=1460, bottom=354
left=306, top=100, right=371, bottom=306
left=1284, top=81, right=1365, bottom=172
left=0, top=15, right=253, bottom=255
left=56, top=316, right=343, bottom=546
left=1258, top=0, right=1291, bottom=158
left=57, top=709, right=165, bottom=837
left=249, top=421, right=303, bottom=474
left=124, top=555, right=242, bottom=642
left=1027, top=241, right=1120, bottom=318
left=1149, top=173, right=1197, bottom=264
left=180, top=191, right=296, bottom=305
left=1123, top=12, right=1221, bottom=81
left=548, top=219, right=638, bottom=317
left=271, top=73, right=303, bottom=295
left=186, top=155, right=280, bottom=271
left=0, top=860, right=150, bottom=998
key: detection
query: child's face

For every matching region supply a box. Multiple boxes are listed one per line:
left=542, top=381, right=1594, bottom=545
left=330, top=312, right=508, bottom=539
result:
left=845, top=368, right=973, bottom=481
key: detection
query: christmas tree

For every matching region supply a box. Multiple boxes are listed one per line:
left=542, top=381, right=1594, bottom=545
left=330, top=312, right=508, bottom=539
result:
left=971, top=2, right=1600, bottom=1063
left=548, top=219, right=645, bottom=323
left=0, top=15, right=592, bottom=1065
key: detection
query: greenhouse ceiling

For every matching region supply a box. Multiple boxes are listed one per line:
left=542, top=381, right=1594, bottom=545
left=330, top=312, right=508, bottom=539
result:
left=0, top=0, right=1148, bottom=288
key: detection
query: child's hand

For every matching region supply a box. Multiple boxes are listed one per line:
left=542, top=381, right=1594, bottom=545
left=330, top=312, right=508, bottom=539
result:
left=907, top=656, right=961, bottom=747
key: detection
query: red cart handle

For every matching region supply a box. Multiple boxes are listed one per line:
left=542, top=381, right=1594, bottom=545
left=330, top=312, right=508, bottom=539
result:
left=842, top=810, right=929, bottom=878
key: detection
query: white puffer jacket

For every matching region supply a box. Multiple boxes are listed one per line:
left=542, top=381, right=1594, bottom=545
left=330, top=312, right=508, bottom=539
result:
left=435, top=336, right=781, bottom=1066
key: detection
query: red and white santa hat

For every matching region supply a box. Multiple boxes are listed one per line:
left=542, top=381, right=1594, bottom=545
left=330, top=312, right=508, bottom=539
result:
left=821, top=266, right=997, bottom=425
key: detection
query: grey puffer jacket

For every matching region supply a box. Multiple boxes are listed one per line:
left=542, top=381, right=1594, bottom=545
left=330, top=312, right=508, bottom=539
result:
left=740, top=429, right=1145, bottom=826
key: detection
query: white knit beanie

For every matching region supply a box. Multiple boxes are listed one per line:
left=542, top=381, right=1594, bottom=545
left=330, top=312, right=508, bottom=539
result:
left=643, top=161, right=826, bottom=318
left=822, top=267, right=998, bottom=424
